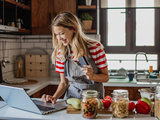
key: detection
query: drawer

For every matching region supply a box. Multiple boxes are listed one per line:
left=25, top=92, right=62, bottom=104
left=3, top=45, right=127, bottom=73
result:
left=26, top=69, right=36, bottom=77
left=25, top=62, right=36, bottom=69
left=36, top=69, right=49, bottom=77
left=25, top=55, right=36, bottom=62
left=35, top=62, right=49, bottom=70
left=36, top=55, right=49, bottom=62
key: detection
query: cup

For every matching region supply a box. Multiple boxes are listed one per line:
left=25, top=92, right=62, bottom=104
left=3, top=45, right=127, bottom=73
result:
left=128, top=72, right=134, bottom=81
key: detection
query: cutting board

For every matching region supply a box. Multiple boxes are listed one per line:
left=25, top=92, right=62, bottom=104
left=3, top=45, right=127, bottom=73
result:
left=66, top=105, right=135, bottom=114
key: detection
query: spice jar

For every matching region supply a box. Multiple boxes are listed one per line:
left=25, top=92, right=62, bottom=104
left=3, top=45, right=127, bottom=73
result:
left=112, top=89, right=129, bottom=118
left=81, top=90, right=99, bottom=119
left=155, top=86, right=160, bottom=120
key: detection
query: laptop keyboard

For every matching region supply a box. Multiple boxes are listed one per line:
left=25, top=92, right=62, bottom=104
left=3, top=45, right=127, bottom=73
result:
left=36, top=104, right=55, bottom=111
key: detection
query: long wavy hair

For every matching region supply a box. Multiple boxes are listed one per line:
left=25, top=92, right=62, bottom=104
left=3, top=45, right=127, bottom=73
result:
left=51, top=12, right=103, bottom=64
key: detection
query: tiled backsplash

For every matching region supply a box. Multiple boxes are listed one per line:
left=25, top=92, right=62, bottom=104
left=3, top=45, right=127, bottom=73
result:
left=0, top=34, right=100, bottom=80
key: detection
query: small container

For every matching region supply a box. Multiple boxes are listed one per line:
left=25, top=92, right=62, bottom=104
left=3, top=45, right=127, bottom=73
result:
left=81, top=90, right=99, bottom=119
left=112, top=90, right=129, bottom=118
left=155, top=86, right=160, bottom=120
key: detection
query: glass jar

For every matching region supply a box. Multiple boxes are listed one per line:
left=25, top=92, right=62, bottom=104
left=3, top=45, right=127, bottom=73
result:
left=112, top=89, right=129, bottom=118
left=155, top=86, right=160, bottom=120
left=81, top=90, right=99, bottom=119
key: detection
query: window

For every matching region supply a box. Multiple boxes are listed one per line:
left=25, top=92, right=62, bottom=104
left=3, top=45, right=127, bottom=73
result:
left=106, top=54, right=158, bottom=71
left=100, top=0, right=160, bottom=71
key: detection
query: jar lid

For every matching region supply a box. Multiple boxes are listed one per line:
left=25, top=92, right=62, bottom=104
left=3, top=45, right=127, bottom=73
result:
left=112, top=89, right=128, bottom=95
left=82, top=90, right=98, bottom=97
left=156, top=86, right=160, bottom=94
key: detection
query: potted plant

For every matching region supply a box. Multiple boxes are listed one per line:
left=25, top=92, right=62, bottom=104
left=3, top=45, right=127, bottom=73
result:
left=80, top=13, right=93, bottom=30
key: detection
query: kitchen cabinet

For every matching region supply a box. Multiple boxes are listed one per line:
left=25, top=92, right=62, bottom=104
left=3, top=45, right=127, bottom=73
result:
left=77, top=0, right=100, bottom=34
left=0, top=0, right=31, bottom=34
left=32, top=85, right=64, bottom=98
left=104, top=86, right=149, bottom=101
left=105, top=87, right=134, bottom=100
left=31, top=0, right=76, bottom=35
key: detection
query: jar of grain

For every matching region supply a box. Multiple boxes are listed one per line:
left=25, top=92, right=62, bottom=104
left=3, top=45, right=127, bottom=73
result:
left=112, top=89, right=129, bottom=118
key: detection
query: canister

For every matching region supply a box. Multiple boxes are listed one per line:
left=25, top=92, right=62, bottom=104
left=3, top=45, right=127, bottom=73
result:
left=155, top=86, right=160, bottom=120
left=81, top=90, right=99, bottom=119
left=112, top=89, right=129, bottom=118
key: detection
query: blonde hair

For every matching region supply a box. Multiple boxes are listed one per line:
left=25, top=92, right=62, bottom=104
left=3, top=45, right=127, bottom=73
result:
left=51, top=12, right=103, bottom=64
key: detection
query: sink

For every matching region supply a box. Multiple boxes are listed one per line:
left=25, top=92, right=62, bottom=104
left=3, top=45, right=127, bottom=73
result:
left=136, top=74, right=160, bottom=83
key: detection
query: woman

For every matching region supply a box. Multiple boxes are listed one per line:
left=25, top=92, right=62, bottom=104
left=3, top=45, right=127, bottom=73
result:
left=41, top=12, right=109, bottom=103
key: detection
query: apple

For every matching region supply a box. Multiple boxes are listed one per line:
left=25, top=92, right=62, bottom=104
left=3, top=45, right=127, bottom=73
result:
left=101, top=99, right=111, bottom=108
left=98, top=99, right=103, bottom=110
left=104, top=96, right=112, bottom=101
left=129, top=101, right=135, bottom=111
left=141, top=97, right=152, bottom=107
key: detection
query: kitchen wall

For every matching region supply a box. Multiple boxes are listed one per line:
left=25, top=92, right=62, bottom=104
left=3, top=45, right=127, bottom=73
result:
left=0, top=34, right=100, bottom=80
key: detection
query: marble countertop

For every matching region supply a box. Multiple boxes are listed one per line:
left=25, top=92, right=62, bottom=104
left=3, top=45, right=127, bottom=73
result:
left=0, top=100, right=156, bottom=120
left=1, top=76, right=159, bottom=96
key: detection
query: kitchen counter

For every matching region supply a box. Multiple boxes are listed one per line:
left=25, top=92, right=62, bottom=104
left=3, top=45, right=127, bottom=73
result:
left=0, top=101, right=156, bottom=120
left=1, top=77, right=159, bottom=96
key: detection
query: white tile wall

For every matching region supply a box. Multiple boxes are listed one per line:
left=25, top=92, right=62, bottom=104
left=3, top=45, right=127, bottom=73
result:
left=0, top=34, right=100, bottom=80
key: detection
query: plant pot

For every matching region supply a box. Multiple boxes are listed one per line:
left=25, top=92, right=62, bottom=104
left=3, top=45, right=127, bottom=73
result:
left=85, top=0, right=92, bottom=6
left=82, top=20, right=92, bottom=30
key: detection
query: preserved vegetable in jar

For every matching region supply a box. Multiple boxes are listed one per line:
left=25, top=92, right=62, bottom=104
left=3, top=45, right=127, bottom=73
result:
left=155, top=86, right=160, bottom=120
left=112, top=89, right=129, bottom=118
left=81, top=90, right=99, bottom=119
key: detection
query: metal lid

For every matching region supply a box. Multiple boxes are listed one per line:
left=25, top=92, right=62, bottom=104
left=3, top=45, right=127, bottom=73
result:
left=82, top=90, right=98, bottom=97
left=156, top=86, right=160, bottom=94
left=112, top=89, right=128, bottom=95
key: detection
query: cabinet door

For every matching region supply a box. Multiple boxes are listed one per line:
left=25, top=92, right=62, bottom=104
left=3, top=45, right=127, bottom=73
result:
left=48, top=85, right=65, bottom=99
left=32, top=86, right=49, bottom=98
left=31, top=0, right=54, bottom=34
left=104, top=87, right=134, bottom=100
left=53, top=0, right=76, bottom=16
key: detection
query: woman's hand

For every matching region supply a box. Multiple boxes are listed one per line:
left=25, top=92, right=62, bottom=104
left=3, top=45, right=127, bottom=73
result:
left=41, top=94, right=57, bottom=104
left=81, top=65, right=94, bottom=80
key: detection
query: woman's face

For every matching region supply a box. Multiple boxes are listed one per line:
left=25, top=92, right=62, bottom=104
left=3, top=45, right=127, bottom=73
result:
left=53, top=26, right=74, bottom=46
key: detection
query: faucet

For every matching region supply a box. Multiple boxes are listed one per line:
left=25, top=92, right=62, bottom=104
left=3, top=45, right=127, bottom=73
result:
left=135, top=52, right=148, bottom=79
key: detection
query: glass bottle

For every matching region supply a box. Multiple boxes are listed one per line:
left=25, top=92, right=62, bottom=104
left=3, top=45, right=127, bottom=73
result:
left=112, top=89, right=129, bottom=118
left=155, top=86, right=160, bottom=120
left=81, top=90, right=99, bottom=119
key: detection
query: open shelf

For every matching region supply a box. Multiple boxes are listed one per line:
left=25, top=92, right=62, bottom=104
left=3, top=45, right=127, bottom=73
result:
left=5, top=0, right=30, bottom=10
left=17, top=2, right=30, bottom=10
left=78, top=5, right=96, bottom=9
left=19, top=29, right=30, bottom=34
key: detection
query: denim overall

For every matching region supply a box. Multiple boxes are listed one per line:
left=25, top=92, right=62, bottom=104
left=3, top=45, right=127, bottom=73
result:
left=63, top=47, right=104, bottom=99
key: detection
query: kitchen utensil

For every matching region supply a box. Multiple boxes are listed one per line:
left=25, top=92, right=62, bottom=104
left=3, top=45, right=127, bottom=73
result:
left=138, top=87, right=155, bottom=100
left=17, top=18, right=23, bottom=29
left=116, top=68, right=127, bottom=75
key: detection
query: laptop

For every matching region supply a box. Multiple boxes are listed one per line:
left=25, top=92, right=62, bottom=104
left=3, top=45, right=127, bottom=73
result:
left=0, top=85, right=68, bottom=115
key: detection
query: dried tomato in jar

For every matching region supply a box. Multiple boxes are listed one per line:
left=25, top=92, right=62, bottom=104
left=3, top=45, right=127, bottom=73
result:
left=81, top=90, right=99, bottom=119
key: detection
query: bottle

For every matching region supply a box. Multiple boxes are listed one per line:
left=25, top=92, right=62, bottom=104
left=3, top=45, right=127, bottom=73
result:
left=81, top=90, right=99, bottom=119
left=112, top=89, right=129, bottom=118
left=16, top=55, right=24, bottom=78
left=155, top=86, right=160, bottom=119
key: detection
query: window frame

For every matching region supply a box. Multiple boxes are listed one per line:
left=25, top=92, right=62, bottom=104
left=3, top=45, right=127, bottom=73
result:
left=100, top=8, right=160, bottom=70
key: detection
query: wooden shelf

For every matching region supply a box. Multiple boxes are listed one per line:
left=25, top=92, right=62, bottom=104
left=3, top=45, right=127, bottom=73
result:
left=85, top=29, right=96, bottom=33
left=78, top=5, right=96, bottom=9
left=4, top=0, right=30, bottom=10
left=19, top=29, right=30, bottom=34
left=5, top=0, right=16, bottom=5
left=17, top=2, right=30, bottom=10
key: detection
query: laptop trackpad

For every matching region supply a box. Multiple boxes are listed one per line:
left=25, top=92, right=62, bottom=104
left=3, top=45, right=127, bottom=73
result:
left=33, top=100, right=67, bottom=110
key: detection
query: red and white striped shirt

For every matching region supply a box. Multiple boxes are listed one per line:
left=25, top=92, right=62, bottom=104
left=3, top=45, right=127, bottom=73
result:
left=55, top=43, right=108, bottom=73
